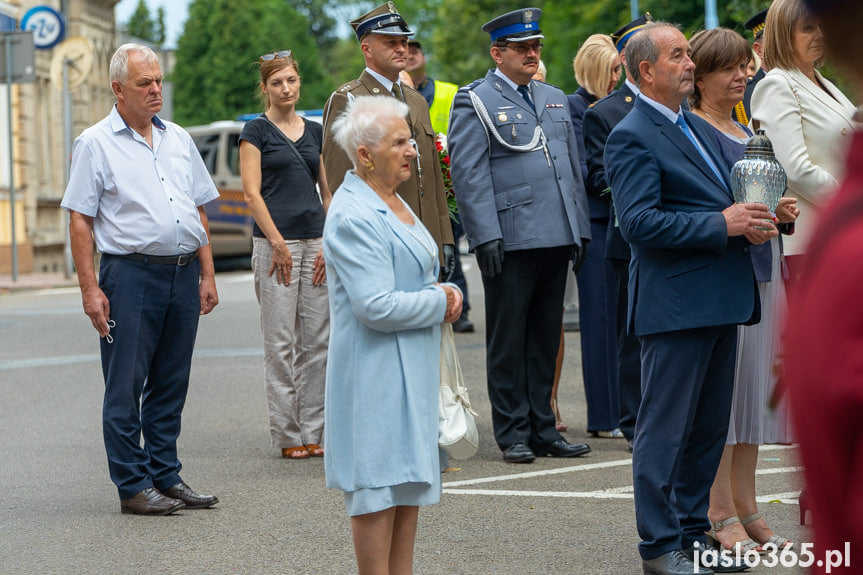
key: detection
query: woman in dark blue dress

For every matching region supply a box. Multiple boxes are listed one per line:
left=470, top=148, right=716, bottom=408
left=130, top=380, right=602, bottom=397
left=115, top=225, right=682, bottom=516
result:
left=558, top=34, right=622, bottom=437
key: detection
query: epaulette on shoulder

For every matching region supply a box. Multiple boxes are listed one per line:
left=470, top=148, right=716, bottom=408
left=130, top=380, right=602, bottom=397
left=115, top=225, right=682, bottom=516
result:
left=459, top=79, right=484, bottom=92
left=337, top=80, right=362, bottom=94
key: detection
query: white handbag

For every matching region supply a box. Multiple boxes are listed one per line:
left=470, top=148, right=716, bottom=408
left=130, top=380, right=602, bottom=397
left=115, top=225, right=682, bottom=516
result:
left=438, top=323, right=479, bottom=459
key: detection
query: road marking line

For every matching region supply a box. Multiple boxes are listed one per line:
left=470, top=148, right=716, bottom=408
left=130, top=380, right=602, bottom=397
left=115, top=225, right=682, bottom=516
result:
left=760, top=444, right=795, bottom=451
left=756, top=491, right=801, bottom=504
left=756, top=466, right=802, bottom=475
left=0, top=347, right=265, bottom=371
left=221, top=273, right=254, bottom=283
left=443, top=488, right=635, bottom=499
left=442, top=458, right=633, bottom=488
left=444, top=489, right=804, bottom=503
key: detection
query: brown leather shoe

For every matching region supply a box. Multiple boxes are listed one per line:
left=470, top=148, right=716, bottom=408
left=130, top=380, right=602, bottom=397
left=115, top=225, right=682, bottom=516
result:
left=120, top=487, right=185, bottom=515
left=162, top=481, right=219, bottom=509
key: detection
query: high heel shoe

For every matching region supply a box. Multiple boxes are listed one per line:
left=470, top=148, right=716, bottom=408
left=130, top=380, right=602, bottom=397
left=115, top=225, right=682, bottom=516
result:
left=741, top=511, right=792, bottom=549
left=799, top=489, right=810, bottom=525
left=551, top=398, right=567, bottom=432
left=706, top=516, right=764, bottom=555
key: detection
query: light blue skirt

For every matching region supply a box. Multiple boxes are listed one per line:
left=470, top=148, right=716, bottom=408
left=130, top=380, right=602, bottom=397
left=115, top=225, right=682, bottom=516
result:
left=344, top=480, right=441, bottom=517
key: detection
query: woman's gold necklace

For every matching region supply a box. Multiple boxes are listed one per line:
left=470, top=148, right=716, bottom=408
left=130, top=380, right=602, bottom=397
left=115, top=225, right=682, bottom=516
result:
left=700, top=109, right=741, bottom=135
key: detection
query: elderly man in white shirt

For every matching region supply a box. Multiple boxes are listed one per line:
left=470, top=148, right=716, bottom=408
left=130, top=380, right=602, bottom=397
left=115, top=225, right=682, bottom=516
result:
left=62, top=43, right=220, bottom=516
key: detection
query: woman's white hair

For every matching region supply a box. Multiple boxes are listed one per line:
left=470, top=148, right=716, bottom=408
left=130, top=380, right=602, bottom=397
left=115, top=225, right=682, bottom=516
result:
left=331, top=95, right=410, bottom=167
left=110, top=43, right=159, bottom=86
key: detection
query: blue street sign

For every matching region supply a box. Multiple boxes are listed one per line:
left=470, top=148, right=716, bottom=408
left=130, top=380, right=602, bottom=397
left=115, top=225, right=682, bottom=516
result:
left=20, top=6, right=65, bottom=50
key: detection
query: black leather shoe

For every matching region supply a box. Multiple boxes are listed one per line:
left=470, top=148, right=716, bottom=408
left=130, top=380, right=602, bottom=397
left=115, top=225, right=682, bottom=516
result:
left=452, top=315, right=474, bottom=333
left=684, top=542, right=749, bottom=573
left=120, top=487, right=185, bottom=516
left=533, top=439, right=591, bottom=458
left=643, top=550, right=711, bottom=575
left=502, top=442, right=535, bottom=463
left=162, top=481, right=219, bottom=509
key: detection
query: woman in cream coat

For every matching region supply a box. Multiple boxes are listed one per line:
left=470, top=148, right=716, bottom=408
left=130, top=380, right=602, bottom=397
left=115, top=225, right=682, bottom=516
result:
left=323, top=95, right=462, bottom=575
left=752, top=0, right=856, bottom=259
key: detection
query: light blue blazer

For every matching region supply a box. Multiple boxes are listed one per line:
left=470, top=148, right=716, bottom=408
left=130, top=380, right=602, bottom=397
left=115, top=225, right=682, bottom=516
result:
left=322, top=171, right=448, bottom=492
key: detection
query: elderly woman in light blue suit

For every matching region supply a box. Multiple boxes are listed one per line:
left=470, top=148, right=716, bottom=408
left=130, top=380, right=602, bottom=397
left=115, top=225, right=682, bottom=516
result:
left=323, top=95, right=462, bottom=575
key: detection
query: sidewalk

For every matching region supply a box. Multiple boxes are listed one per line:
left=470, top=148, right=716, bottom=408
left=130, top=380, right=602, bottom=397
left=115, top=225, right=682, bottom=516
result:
left=0, top=272, right=79, bottom=294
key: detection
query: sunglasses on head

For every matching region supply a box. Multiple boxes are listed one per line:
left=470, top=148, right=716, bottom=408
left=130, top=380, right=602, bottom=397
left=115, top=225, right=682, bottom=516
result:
left=260, top=50, right=292, bottom=62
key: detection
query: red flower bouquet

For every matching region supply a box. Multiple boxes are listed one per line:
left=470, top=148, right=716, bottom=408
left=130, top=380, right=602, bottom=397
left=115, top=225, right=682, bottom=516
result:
left=436, top=134, right=458, bottom=221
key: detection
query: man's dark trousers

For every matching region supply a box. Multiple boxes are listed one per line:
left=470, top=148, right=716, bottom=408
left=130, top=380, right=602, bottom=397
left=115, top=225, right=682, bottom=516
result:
left=634, top=324, right=737, bottom=559
left=99, top=255, right=201, bottom=499
left=482, top=246, right=570, bottom=450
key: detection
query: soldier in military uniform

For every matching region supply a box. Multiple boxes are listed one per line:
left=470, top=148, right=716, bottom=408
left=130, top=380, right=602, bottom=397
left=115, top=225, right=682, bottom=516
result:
left=581, top=13, right=653, bottom=451
left=448, top=7, right=591, bottom=464
left=735, top=9, right=768, bottom=125
left=321, top=2, right=455, bottom=279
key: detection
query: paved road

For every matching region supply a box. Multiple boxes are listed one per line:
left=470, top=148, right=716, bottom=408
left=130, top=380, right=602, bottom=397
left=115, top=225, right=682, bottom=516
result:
left=0, top=258, right=808, bottom=574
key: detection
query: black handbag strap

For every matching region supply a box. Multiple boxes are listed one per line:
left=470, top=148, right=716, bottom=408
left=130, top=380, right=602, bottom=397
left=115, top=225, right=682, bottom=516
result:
left=259, top=114, right=317, bottom=185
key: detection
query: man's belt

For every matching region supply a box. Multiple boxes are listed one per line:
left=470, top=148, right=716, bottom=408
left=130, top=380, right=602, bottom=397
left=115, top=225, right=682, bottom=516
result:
left=115, top=252, right=198, bottom=266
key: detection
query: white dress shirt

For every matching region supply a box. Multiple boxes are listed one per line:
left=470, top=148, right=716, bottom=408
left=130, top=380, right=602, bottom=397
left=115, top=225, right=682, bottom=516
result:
left=62, top=105, right=219, bottom=256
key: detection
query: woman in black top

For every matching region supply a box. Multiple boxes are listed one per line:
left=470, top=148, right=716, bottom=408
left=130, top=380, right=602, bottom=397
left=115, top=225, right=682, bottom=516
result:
left=239, top=51, right=332, bottom=459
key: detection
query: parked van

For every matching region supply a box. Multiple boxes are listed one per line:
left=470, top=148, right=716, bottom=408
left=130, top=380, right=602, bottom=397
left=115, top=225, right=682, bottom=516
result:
left=188, top=110, right=323, bottom=258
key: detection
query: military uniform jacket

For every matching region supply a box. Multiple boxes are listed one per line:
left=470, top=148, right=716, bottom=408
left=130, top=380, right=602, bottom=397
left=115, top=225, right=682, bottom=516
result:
left=322, top=70, right=453, bottom=257
left=583, top=84, right=636, bottom=261
left=735, top=67, right=765, bottom=126
left=447, top=70, right=590, bottom=253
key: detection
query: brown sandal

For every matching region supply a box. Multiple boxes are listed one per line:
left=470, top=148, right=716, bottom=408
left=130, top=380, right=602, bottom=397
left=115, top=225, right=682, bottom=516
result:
left=305, top=444, right=324, bottom=457
left=281, top=446, right=309, bottom=459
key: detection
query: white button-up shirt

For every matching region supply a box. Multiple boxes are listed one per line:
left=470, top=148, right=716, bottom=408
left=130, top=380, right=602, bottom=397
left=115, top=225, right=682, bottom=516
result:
left=61, top=105, right=218, bottom=256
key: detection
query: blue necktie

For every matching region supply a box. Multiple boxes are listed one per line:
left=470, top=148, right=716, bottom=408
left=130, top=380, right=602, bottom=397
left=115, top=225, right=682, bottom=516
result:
left=676, top=115, right=727, bottom=188
left=517, top=85, right=535, bottom=112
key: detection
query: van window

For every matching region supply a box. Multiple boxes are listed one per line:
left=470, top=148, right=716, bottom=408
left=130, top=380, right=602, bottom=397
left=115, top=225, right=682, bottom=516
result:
left=193, top=134, right=219, bottom=176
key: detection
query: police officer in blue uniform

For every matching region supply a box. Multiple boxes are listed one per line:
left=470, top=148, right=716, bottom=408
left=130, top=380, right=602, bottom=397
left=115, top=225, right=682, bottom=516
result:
left=581, top=13, right=653, bottom=451
left=448, top=7, right=591, bottom=463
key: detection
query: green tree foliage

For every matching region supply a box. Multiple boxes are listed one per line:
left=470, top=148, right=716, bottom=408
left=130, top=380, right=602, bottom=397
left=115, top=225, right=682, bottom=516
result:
left=124, top=0, right=165, bottom=46
left=173, top=0, right=330, bottom=125
left=424, top=0, right=773, bottom=94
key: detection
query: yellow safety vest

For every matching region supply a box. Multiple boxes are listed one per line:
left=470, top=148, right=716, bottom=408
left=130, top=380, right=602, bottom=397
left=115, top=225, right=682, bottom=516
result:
left=429, top=80, right=459, bottom=134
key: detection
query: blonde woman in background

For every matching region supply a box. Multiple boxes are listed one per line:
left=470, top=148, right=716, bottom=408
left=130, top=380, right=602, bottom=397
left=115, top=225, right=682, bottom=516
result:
left=563, top=34, right=624, bottom=439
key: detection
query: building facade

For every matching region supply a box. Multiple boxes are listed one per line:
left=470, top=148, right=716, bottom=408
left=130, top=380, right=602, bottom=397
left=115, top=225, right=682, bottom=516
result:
left=2, top=0, right=117, bottom=274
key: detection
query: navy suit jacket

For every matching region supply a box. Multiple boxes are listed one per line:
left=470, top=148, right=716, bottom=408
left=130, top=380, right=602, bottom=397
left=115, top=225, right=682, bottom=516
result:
left=604, top=97, right=759, bottom=336
left=583, top=84, right=637, bottom=260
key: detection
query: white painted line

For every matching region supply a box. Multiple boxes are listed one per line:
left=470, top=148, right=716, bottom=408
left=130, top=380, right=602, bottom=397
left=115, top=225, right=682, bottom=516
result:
left=755, top=466, right=802, bottom=475
left=221, top=273, right=254, bottom=284
left=442, top=458, right=632, bottom=488
left=36, top=287, right=81, bottom=295
left=445, top=489, right=804, bottom=503
left=756, top=491, right=801, bottom=504
left=443, top=488, right=635, bottom=499
left=760, top=444, right=796, bottom=451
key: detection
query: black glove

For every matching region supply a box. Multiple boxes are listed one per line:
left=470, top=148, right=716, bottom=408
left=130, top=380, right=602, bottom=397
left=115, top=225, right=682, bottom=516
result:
left=441, top=244, right=456, bottom=281
left=475, top=239, right=504, bottom=278
left=572, top=240, right=589, bottom=275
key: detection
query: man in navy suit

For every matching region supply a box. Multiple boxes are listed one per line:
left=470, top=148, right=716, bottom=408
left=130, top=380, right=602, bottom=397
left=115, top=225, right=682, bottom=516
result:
left=604, top=23, right=777, bottom=575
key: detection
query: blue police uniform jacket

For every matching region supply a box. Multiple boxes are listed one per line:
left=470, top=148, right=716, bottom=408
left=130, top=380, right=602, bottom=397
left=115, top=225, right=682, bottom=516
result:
left=447, top=70, right=590, bottom=253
